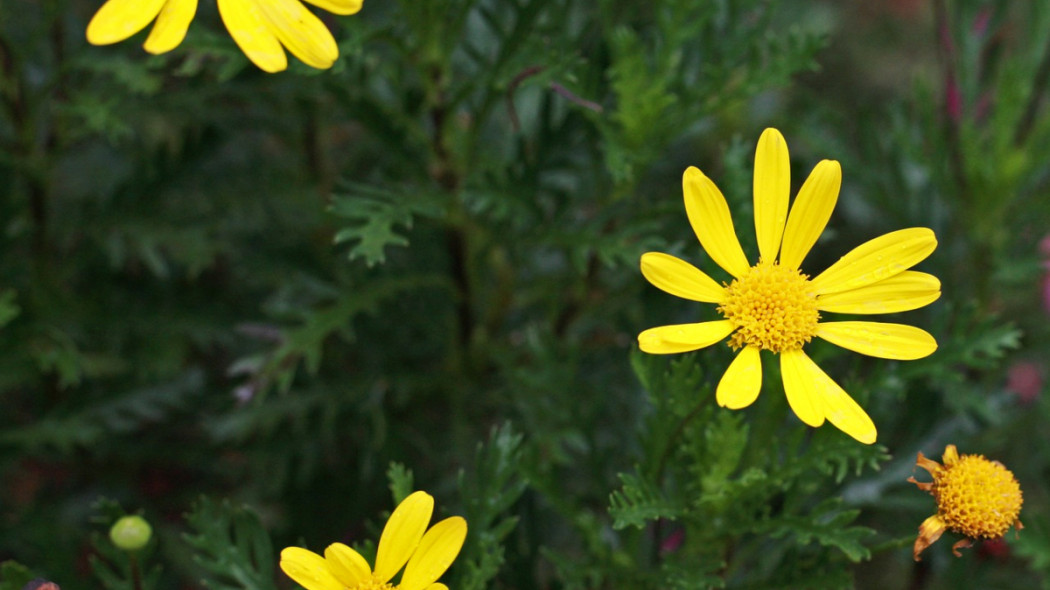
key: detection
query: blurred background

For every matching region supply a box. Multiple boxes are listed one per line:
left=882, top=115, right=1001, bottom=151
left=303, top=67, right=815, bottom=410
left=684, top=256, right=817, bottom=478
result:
left=1, top=0, right=1048, bottom=588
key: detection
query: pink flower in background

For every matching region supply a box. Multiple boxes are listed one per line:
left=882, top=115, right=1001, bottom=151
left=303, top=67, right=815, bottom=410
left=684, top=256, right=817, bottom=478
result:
left=1005, top=362, right=1042, bottom=405
left=1040, top=235, right=1050, bottom=313
left=1039, top=235, right=1050, bottom=259
left=660, top=527, right=685, bottom=555
left=971, top=8, right=992, bottom=37
left=1042, top=275, right=1050, bottom=314
left=945, top=75, right=963, bottom=122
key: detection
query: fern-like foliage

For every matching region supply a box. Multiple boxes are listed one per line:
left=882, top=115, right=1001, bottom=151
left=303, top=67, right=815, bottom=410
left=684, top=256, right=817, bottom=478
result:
left=331, top=183, right=445, bottom=267
left=757, top=497, right=874, bottom=562
left=182, top=498, right=277, bottom=590
left=609, top=471, right=684, bottom=530
left=0, top=562, right=35, bottom=590
left=453, top=423, right=528, bottom=590
left=0, top=371, right=204, bottom=453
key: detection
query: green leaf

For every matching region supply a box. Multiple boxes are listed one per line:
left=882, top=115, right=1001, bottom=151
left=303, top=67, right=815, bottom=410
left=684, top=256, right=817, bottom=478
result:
left=0, top=291, right=19, bottom=330
left=0, top=561, right=35, bottom=590
left=386, top=462, right=415, bottom=504
left=455, top=423, right=527, bottom=590
left=330, top=183, right=444, bottom=267
left=183, top=498, right=277, bottom=590
left=609, top=471, right=684, bottom=530
left=757, top=498, right=875, bottom=563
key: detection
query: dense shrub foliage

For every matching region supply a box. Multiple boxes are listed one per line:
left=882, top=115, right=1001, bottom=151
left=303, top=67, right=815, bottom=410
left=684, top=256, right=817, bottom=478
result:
left=1, top=0, right=1048, bottom=588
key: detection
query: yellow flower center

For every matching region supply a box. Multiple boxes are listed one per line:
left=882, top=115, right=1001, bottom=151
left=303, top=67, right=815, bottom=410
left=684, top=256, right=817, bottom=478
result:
left=346, top=576, right=393, bottom=590
left=717, top=259, right=819, bottom=353
left=933, top=454, right=1023, bottom=539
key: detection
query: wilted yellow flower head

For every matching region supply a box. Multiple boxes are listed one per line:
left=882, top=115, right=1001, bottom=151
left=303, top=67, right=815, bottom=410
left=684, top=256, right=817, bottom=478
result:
left=908, top=444, right=1023, bottom=561
left=280, top=491, right=467, bottom=590
left=638, top=128, right=940, bottom=444
left=86, top=0, right=363, bottom=72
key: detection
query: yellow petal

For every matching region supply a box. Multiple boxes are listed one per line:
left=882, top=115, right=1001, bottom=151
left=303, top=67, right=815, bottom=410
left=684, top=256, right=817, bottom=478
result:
left=809, top=228, right=937, bottom=295
left=640, top=252, right=727, bottom=303
left=753, top=128, right=790, bottom=263
left=781, top=349, right=876, bottom=442
left=682, top=167, right=751, bottom=278
left=324, top=543, right=372, bottom=587
left=374, top=491, right=434, bottom=582
left=779, top=350, right=825, bottom=427
left=218, top=0, right=288, bottom=72
left=399, top=517, right=468, bottom=590
left=303, top=0, right=363, bottom=15
left=779, top=160, right=841, bottom=270
left=143, top=0, right=197, bottom=54
left=818, top=372, right=877, bottom=445
left=716, top=345, right=762, bottom=409
left=425, top=585, right=450, bottom=590
left=279, top=547, right=344, bottom=590
left=914, top=514, right=948, bottom=561
left=86, top=0, right=166, bottom=45
left=816, top=271, right=941, bottom=314
left=638, top=320, right=735, bottom=354
left=257, top=0, right=339, bottom=69
left=942, top=444, right=959, bottom=466
left=816, top=321, right=937, bottom=360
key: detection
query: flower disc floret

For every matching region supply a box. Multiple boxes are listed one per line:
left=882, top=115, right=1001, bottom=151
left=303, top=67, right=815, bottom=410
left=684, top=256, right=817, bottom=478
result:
left=355, top=577, right=393, bottom=590
left=718, top=259, right=819, bottom=353
left=909, top=445, right=1023, bottom=560
left=931, top=451, right=1022, bottom=539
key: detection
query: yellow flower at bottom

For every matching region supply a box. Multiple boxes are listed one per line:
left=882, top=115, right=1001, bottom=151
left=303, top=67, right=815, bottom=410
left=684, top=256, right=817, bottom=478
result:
left=218, top=0, right=363, bottom=73
left=638, top=128, right=941, bottom=444
left=86, top=0, right=198, bottom=54
left=908, top=444, right=1023, bottom=561
left=280, top=491, right=467, bottom=590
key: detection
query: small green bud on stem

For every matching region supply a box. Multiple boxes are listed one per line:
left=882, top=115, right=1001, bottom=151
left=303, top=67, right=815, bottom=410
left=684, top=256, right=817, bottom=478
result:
left=109, top=515, right=152, bottom=551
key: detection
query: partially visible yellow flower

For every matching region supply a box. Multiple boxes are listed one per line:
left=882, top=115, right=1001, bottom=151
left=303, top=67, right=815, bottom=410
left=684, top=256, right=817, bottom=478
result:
left=908, top=444, right=1023, bottom=561
left=86, top=0, right=198, bottom=55
left=638, top=128, right=941, bottom=444
left=85, top=0, right=363, bottom=73
left=218, top=0, right=363, bottom=73
left=280, top=491, right=467, bottom=590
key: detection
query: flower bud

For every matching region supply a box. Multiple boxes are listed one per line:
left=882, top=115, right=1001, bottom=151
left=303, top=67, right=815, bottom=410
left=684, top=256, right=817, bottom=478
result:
left=109, top=515, right=152, bottom=551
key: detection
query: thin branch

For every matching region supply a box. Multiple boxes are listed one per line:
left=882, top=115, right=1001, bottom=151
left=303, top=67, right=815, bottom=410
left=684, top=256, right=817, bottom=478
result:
left=1013, top=31, right=1050, bottom=146
left=932, top=0, right=969, bottom=203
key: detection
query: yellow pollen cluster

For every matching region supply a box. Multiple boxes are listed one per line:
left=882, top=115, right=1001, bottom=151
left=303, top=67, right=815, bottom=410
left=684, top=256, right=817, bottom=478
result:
left=717, top=259, right=819, bottom=353
left=932, top=453, right=1023, bottom=539
left=354, top=578, right=394, bottom=590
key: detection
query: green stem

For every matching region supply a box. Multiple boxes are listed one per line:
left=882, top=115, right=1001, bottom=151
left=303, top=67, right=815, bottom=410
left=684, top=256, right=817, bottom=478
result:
left=1013, top=30, right=1050, bottom=147
left=129, top=553, right=143, bottom=590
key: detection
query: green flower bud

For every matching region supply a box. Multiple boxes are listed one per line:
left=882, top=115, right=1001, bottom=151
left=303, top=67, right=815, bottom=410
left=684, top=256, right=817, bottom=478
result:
left=109, top=515, right=152, bottom=551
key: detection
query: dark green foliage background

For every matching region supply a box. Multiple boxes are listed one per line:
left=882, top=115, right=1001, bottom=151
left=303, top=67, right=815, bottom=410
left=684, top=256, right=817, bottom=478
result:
left=1, top=0, right=1048, bottom=588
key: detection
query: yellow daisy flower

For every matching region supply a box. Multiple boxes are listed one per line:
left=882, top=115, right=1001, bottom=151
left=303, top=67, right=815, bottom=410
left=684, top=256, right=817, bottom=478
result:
left=218, top=0, right=363, bottom=73
left=907, top=444, right=1023, bottom=561
left=85, top=0, right=363, bottom=73
left=86, top=0, right=198, bottom=55
left=638, top=128, right=940, bottom=444
left=280, top=491, right=467, bottom=590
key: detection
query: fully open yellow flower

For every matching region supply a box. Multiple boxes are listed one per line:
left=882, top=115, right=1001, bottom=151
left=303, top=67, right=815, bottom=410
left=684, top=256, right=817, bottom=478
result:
left=218, top=0, right=363, bottom=73
left=85, top=0, right=363, bottom=73
left=280, top=491, right=467, bottom=590
left=908, top=444, right=1023, bottom=561
left=86, top=0, right=198, bottom=55
left=638, top=128, right=940, bottom=444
